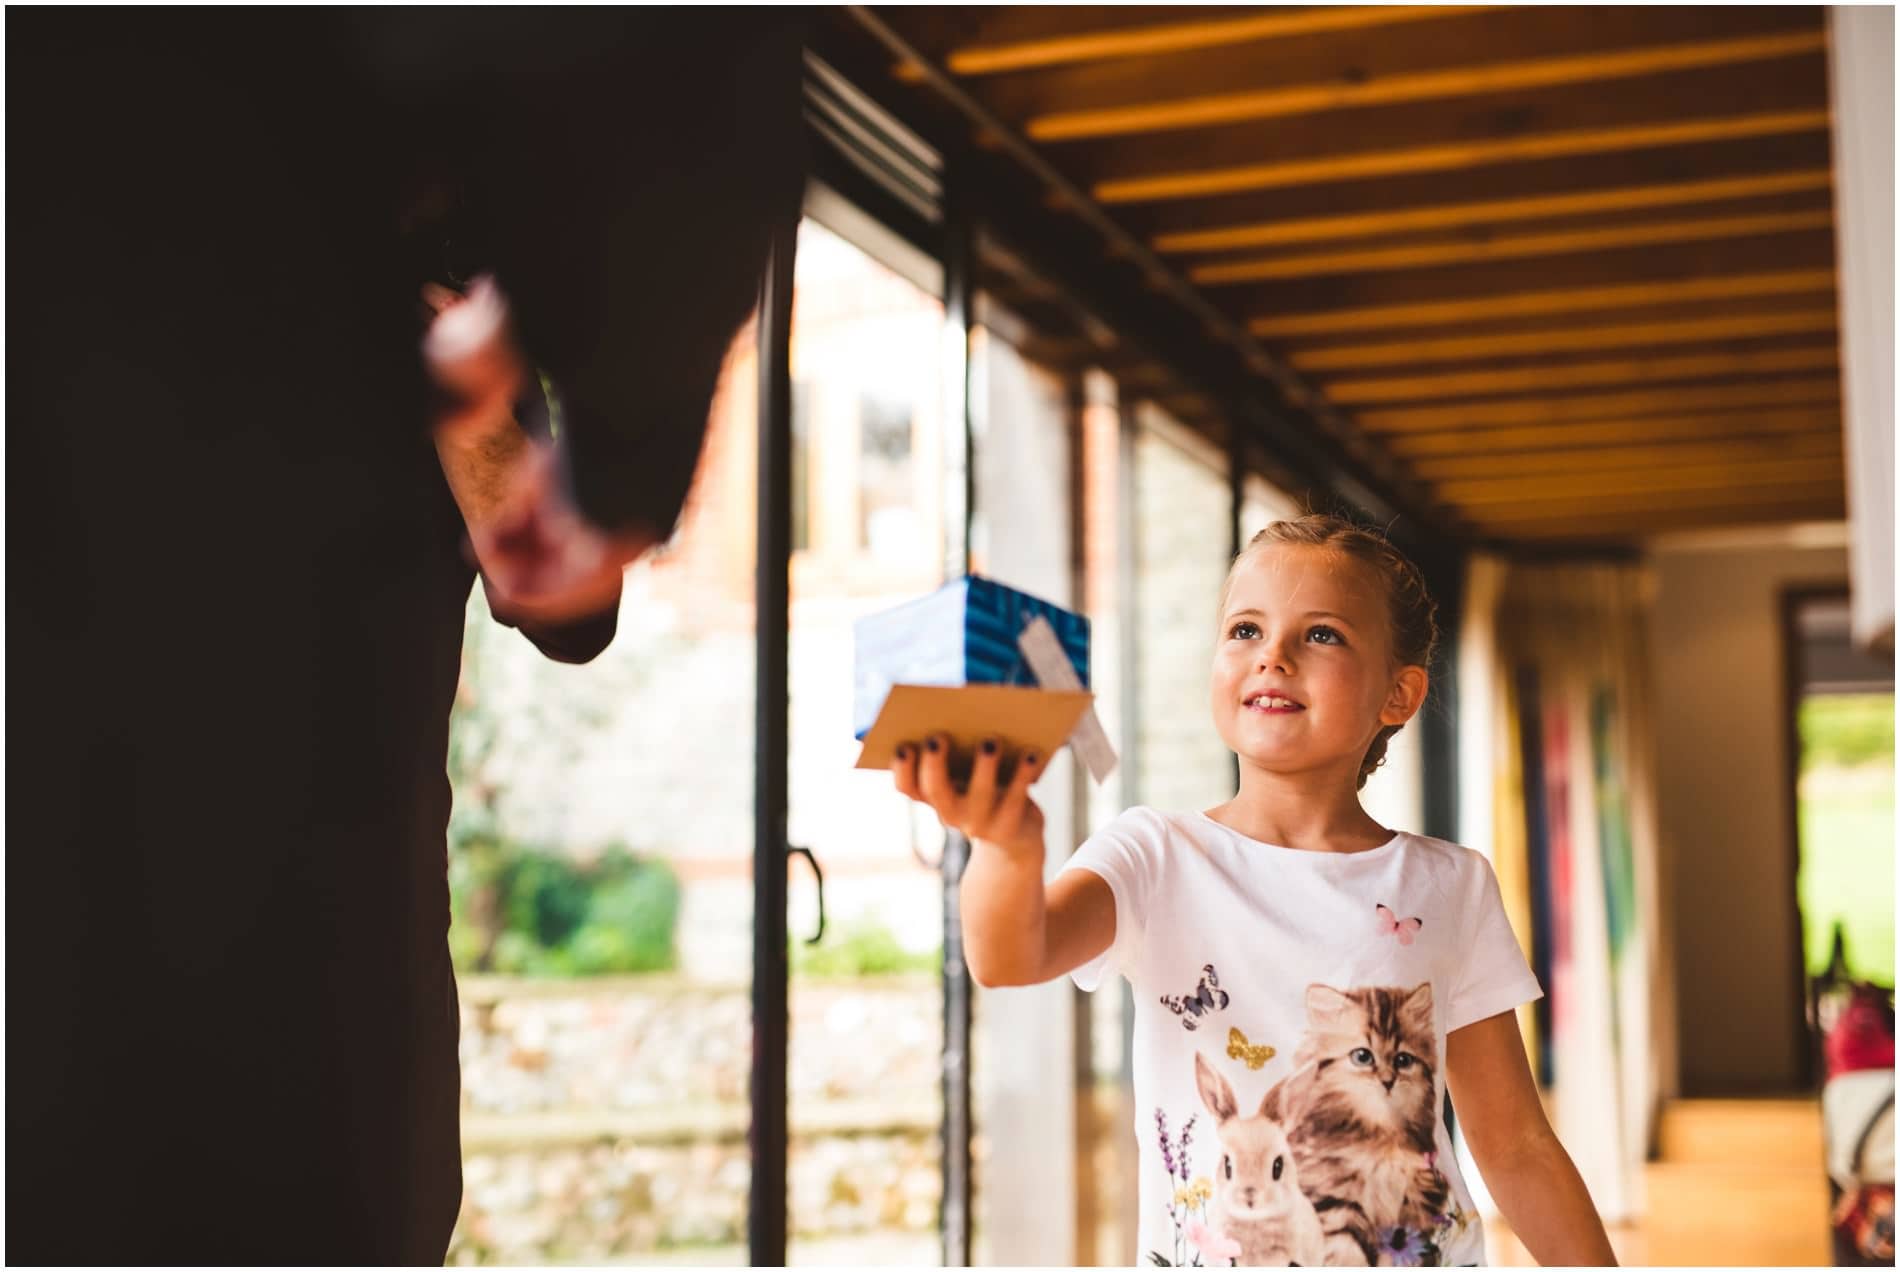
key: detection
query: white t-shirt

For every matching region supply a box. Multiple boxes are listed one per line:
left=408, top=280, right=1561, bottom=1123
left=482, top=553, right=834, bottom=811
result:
left=1063, top=808, right=1542, bottom=1268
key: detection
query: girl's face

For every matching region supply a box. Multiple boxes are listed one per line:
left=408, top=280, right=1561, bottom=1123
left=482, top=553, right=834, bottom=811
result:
left=1210, top=544, right=1427, bottom=782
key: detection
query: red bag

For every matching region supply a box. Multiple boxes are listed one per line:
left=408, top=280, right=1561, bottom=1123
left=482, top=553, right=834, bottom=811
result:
left=1828, top=984, right=1898, bottom=1078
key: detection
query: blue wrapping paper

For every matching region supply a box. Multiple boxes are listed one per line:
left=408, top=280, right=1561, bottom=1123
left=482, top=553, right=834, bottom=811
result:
left=852, top=575, right=1090, bottom=740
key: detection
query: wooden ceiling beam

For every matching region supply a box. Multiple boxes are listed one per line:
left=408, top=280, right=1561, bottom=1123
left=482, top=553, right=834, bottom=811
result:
left=922, top=6, right=1484, bottom=78
left=1096, top=109, right=1827, bottom=204
left=1251, top=269, right=1835, bottom=338
left=1469, top=487, right=1844, bottom=526
left=1122, top=145, right=1842, bottom=250
left=1451, top=475, right=1839, bottom=520
left=1192, top=208, right=1832, bottom=284
left=1228, top=229, right=1836, bottom=323
left=1383, top=407, right=1840, bottom=457
left=1033, top=29, right=1823, bottom=142
left=1289, top=309, right=1840, bottom=372
left=1004, top=334, right=1097, bottom=368
left=1359, top=377, right=1843, bottom=432
left=1111, top=363, right=1179, bottom=392
left=1075, top=57, right=1830, bottom=212
left=1154, top=169, right=1835, bottom=255
left=1439, top=456, right=1843, bottom=504
left=884, top=7, right=1263, bottom=74
left=1327, top=346, right=1839, bottom=405
left=1477, top=499, right=1845, bottom=539
left=981, top=7, right=1816, bottom=126
left=977, top=11, right=1819, bottom=124
left=1411, top=431, right=1841, bottom=481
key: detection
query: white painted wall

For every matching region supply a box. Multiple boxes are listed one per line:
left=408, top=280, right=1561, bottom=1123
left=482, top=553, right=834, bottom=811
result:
left=1649, top=534, right=1851, bottom=1091
left=1826, top=7, right=1895, bottom=652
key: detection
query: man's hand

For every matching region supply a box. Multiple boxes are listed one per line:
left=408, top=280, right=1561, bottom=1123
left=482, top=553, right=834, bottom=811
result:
left=463, top=443, right=654, bottom=625
left=423, top=278, right=654, bottom=624
left=423, top=277, right=527, bottom=440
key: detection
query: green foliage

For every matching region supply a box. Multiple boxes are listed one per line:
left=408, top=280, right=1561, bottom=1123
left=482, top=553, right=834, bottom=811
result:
left=1799, top=789, right=1896, bottom=985
left=792, top=917, right=939, bottom=978
left=504, top=850, right=597, bottom=951
left=1799, top=693, right=1896, bottom=771
left=446, top=588, right=680, bottom=978
left=564, top=853, right=684, bottom=974
left=453, top=844, right=683, bottom=977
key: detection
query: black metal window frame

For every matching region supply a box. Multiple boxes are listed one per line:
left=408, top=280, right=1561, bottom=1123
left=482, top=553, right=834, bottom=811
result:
left=750, top=217, right=797, bottom=1266
left=749, top=59, right=968, bottom=1266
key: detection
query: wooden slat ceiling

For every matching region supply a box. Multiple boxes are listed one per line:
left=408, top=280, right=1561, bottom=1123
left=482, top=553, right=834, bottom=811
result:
left=866, top=4, right=1848, bottom=547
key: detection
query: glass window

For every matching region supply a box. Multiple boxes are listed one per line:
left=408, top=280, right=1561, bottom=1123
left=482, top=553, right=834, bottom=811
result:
left=1079, top=370, right=1139, bottom=1269
left=965, top=324, right=1082, bottom=1267
left=1793, top=597, right=1895, bottom=984
left=1239, top=471, right=1302, bottom=544
left=447, top=327, right=759, bottom=1266
left=784, top=215, right=949, bottom=1266
left=1133, top=403, right=1237, bottom=817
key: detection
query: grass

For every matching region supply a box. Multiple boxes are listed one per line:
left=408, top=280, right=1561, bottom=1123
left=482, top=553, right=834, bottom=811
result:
left=1799, top=694, right=1894, bottom=770
left=1797, top=781, right=1895, bottom=985
left=1796, top=693, right=1894, bottom=986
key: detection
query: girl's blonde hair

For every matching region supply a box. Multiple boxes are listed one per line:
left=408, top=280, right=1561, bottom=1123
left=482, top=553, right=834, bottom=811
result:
left=1224, top=514, right=1439, bottom=789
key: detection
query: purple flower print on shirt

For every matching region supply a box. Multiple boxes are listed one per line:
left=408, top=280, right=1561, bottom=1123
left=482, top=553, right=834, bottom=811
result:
left=1381, top=1226, right=1431, bottom=1267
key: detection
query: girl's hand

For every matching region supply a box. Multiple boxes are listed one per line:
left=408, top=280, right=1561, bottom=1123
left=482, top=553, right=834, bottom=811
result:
left=891, top=735, right=1046, bottom=859
left=897, top=736, right=1114, bottom=989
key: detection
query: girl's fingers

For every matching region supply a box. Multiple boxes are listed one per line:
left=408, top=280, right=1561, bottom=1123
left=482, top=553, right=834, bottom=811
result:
left=996, top=748, right=1041, bottom=824
left=915, top=734, right=959, bottom=820
left=964, top=737, right=1001, bottom=820
left=890, top=744, right=921, bottom=802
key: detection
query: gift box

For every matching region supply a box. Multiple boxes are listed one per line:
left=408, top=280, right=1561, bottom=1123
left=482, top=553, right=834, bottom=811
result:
left=852, top=576, right=1107, bottom=780
left=852, top=575, right=1090, bottom=739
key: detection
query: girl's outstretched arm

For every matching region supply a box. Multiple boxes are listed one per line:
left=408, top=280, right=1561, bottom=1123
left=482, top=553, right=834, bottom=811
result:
left=1446, top=1011, right=1619, bottom=1266
left=893, top=735, right=1114, bottom=987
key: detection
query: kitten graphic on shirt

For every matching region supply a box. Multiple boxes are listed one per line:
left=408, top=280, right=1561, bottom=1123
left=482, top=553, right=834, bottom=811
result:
left=1265, top=984, right=1452, bottom=1266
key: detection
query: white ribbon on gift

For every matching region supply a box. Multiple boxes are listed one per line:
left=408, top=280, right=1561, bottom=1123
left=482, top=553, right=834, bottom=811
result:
left=1016, top=615, right=1119, bottom=784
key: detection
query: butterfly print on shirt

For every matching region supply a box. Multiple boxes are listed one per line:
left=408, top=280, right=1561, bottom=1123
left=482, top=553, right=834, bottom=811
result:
left=1226, top=1026, right=1275, bottom=1070
left=1160, top=963, right=1229, bottom=1031
left=1376, top=903, right=1424, bottom=946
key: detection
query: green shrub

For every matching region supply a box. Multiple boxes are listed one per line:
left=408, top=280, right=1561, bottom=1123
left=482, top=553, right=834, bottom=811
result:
left=505, top=850, right=596, bottom=951
left=793, top=917, right=939, bottom=978
left=566, top=855, right=682, bottom=974
left=1800, top=693, right=1895, bottom=770
left=451, top=843, right=681, bottom=977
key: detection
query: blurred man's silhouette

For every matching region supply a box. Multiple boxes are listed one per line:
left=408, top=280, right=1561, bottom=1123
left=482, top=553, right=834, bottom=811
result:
left=9, top=11, right=805, bottom=1261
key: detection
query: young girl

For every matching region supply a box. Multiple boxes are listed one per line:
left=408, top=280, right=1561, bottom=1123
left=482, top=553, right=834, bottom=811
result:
left=891, top=515, right=1616, bottom=1267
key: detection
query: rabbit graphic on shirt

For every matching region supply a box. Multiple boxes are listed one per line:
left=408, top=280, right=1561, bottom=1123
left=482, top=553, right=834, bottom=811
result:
left=1194, top=1052, right=1325, bottom=1266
